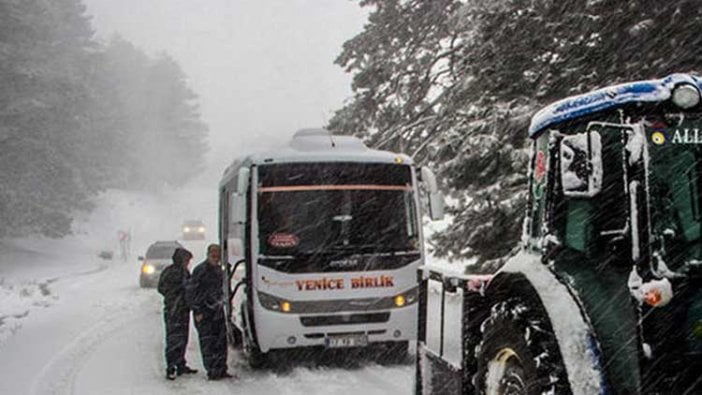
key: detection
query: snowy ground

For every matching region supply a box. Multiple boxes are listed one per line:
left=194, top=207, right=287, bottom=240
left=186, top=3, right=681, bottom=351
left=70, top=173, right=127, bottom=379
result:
left=0, top=185, right=414, bottom=394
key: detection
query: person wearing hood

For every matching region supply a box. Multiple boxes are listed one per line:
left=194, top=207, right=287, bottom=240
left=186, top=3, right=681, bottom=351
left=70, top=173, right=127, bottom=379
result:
left=157, top=247, right=198, bottom=380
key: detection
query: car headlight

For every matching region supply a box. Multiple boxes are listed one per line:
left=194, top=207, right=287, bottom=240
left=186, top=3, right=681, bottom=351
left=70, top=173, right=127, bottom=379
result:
left=183, top=226, right=191, bottom=232
left=142, top=264, right=155, bottom=274
left=258, top=291, right=292, bottom=313
left=197, top=227, right=205, bottom=233
left=672, top=84, right=700, bottom=109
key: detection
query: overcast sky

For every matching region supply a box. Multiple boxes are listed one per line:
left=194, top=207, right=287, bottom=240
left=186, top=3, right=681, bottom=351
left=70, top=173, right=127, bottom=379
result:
left=83, top=0, right=367, bottom=172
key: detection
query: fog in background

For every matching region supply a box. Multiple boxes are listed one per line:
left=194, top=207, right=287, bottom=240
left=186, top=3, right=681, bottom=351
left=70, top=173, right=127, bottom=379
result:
left=84, top=0, right=367, bottom=183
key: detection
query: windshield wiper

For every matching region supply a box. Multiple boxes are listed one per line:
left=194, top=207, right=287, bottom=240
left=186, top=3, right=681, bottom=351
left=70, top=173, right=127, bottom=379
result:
left=259, top=254, right=295, bottom=260
left=328, top=243, right=420, bottom=255
left=328, top=243, right=382, bottom=252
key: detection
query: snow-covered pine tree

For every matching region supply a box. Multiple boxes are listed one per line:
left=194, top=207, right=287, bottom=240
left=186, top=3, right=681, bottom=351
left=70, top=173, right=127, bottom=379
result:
left=97, top=37, right=209, bottom=191
left=142, top=54, right=209, bottom=188
left=0, top=0, right=209, bottom=239
left=0, top=0, right=97, bottom=238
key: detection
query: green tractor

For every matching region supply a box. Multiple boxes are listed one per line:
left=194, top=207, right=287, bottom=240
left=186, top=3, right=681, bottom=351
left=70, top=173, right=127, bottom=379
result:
left=417, top=74, right=702, bottom=394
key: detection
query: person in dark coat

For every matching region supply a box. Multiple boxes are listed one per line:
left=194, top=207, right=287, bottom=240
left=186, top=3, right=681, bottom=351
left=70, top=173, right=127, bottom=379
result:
left=186, top=244, right=231, bottom=380
left=157, top=247, right=197, bottom=380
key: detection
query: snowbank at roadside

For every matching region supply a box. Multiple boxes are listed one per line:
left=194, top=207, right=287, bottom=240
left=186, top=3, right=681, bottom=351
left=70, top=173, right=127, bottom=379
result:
left=0, top=189, right=169, bottom=345
left=0, top=278, right=58, bottom=346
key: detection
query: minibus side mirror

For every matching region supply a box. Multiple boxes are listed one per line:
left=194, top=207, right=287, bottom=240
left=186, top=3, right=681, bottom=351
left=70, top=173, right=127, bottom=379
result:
left=421, top=166, right=445, bottom=221
left=229, top=167, right=250, bottom=226
left=237, top=167, right=250, bottom=195
left=230, top=194, right=246, bottom=225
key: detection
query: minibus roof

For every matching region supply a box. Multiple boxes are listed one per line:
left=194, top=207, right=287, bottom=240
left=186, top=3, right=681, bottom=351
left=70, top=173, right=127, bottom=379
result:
left=220, top=129, right=413, bottom=186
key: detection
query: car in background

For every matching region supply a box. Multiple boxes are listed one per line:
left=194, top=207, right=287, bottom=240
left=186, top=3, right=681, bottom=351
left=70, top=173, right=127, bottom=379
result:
left=181, top=219, right=206, bottom=240
left=139, top=241, right=183, bottom=288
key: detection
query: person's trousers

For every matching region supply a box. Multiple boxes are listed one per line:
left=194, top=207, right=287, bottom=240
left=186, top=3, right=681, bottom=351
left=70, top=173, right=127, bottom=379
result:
left=164, top=311, right=190, bottom=370
left=194, top=309, right=228, bottom=375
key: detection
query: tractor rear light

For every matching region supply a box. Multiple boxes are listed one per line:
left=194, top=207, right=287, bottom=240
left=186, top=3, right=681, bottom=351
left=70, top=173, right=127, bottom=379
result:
left=629, top=270, right=674, bottom=308
left=644, top=289, right=662, bottom=306
left=641, top=279, right=673, bottom=307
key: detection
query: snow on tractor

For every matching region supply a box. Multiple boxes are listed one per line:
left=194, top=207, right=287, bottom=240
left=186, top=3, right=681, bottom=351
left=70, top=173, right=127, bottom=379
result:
left=416, top=74, right=702, bottom=395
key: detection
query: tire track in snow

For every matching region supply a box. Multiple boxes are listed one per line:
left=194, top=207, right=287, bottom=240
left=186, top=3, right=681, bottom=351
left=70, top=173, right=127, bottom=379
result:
left=29, top=305, right=148, bottom=395
left=65, top=262, right=110, bottom=279
left=355, top=363, right=414, bottom=394
left=27, top=258, right=150, bottom=395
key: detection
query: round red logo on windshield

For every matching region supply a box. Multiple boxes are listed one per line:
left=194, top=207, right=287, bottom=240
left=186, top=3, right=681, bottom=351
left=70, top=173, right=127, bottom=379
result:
left=268, top=233, right=299, bottom=248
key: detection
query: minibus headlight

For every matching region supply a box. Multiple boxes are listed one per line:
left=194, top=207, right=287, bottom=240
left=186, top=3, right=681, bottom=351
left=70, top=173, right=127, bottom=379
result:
left=281, top=301, right=292, bottom=313
left=393, top=287, right=419, bottom=308
left=258, top=291, right=292, bottom=313
left=141, top=264, right=155, bottom=275
left=406, top=288, right=418, bottom=304
left=394, top=295, right=406, bottom=307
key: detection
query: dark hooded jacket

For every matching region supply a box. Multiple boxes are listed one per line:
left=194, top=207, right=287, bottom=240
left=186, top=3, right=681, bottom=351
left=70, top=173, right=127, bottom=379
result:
left=157, top=248, right=192, bottom=317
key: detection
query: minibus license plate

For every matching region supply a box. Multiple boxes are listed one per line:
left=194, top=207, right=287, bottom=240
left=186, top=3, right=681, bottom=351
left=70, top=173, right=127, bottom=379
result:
left=325, top=334, right=368, bottom=348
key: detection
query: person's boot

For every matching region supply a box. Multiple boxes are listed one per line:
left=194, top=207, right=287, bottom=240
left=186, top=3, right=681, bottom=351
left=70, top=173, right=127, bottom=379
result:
left=177, top=365, right=198, bottom=376
left=166, top=366, right=177, bottom=380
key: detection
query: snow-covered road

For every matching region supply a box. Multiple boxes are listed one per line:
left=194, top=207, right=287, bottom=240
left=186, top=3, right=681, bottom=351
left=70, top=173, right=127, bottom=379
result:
left=0, top=240, right=413, bottom=395
left=0, top=189, right=414, bottom=395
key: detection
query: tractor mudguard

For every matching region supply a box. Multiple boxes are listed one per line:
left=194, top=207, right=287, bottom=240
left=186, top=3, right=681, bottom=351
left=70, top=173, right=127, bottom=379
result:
left=484, top=252, right=609, bottom=395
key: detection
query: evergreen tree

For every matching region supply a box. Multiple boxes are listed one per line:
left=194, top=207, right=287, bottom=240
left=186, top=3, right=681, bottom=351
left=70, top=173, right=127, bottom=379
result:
left=98, top=38, right=208, bottom=190
left=142, top=54, right=208, bottom=188
left=0, top=0, right=97, bottom=237
left=0, top=1, right=209, bottom=239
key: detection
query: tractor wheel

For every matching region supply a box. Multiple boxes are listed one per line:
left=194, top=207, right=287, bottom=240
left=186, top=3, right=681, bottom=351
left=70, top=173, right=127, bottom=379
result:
left=474, top=297, right=571, bottom=395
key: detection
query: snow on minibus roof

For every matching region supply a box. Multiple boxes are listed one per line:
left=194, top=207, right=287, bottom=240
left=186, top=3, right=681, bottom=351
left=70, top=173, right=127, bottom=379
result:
left=528, top=73, right=702, bottom=137
left=220, top=129, right=412, bottom=184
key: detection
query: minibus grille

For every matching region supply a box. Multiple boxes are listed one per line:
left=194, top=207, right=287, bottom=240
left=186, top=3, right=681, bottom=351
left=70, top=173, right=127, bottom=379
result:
left=300, top=313, right=390, bottom=327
